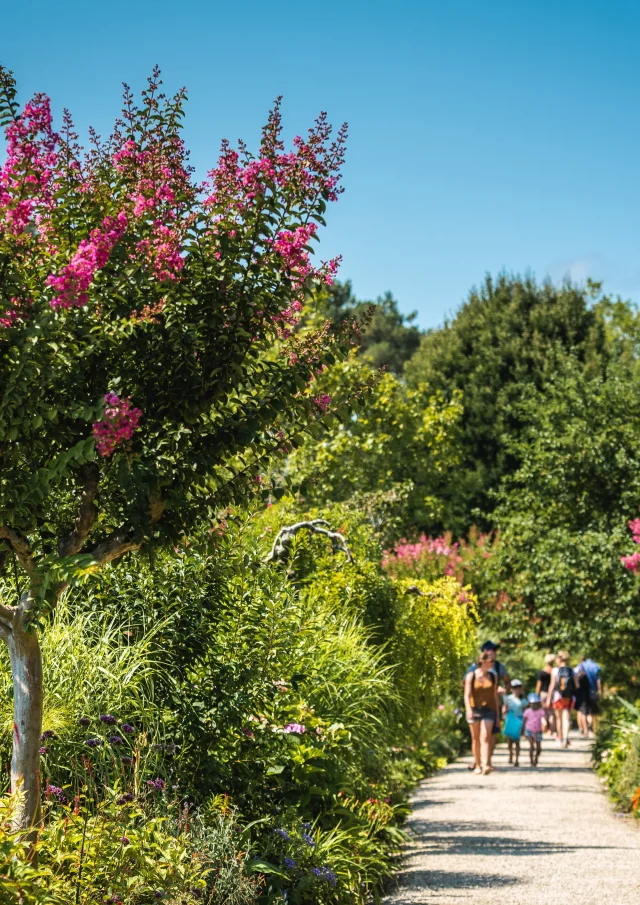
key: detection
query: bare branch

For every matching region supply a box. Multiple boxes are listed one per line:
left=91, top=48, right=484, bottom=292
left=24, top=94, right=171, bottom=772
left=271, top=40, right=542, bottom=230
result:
left=405, top=585, right=426, bottom=597
left=265, top=520, right=352, bottom=564
left=58, top=463, right=100, bottom=558
left=0, top=526, right=36, bottom=578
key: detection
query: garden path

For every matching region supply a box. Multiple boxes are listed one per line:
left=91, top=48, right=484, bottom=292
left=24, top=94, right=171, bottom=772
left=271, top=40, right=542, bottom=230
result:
left=383, top=734, right=640, bottom=904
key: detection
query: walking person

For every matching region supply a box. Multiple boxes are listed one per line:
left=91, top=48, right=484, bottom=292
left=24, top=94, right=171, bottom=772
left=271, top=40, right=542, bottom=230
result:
left=535, top=653, right=556, bottom=736
left=464, top=649, right=501, bottom=775
left=573, top=656, right=591, bottom=738
left=465, top=641, right=510, bottom=769
left=503, top=679, right=526, bottom=767
left=548, top=651, right=575, bottom=748
left=521, top=693, right=545, bottom=766
left=575, top=655, right=602, bottom=736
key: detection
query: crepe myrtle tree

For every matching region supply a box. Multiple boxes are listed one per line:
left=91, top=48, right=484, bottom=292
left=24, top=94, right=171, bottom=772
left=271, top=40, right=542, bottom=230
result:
left=0, top=65, right=363, bottom=829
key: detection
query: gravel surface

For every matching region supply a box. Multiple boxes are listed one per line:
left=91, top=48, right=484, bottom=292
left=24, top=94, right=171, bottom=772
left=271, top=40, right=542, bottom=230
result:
left=383, top=733, right=640, bottom=904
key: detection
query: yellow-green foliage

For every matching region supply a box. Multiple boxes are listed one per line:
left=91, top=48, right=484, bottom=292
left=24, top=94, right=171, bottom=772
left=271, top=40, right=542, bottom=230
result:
left=390, top=577, right=477, bottom=737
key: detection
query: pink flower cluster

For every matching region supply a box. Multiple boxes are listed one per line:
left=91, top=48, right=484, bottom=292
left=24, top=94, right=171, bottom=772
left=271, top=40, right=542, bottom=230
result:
left=621, top=518, right=640, bottom=573
left=48, top=213, right=127, bottom=308
left=271, top=224, right=317, bottom=287
left=0, top=95, right=58, bottom=235
left=313, top=394, right=332, bottom=413
left=0, top=296, right=29, bottom=329
left=385, top=534, right=458, bottom=567
left=92, top=392, right=142, bottom=457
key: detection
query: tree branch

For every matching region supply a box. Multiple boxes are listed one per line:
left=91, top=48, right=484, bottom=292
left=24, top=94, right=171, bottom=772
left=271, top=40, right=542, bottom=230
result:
left=58, top=463, right=100, bottom=558
left=265, top=520, right=352, bottom=564
left=89, top=531, right=141, bottom=566
left=0, top=600, right=16, bottom=629
left=0, top=526, right=36, bottom=579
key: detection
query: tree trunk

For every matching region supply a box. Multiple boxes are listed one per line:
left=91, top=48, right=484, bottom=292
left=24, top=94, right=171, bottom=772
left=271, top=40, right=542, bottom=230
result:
left=8, top=618, right=43, bottom=831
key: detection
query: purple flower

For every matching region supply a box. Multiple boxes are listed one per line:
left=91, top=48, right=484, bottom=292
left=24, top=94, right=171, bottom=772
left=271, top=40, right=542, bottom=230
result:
left=40, top=730, right=55, bottom=741
left=109, top=735, right=124, bottom=746
left=146, top=778, right=166, bottom=792
left=454, top=707, right=461, bottom=715
left=100, top=714, right=117, bottom=725
left=119, top=836, right=130, bottom=846
left=274, top=828, right=291, bottom=841
left=312, top=867, right=322, bottom=877
left=116, top=793, right=135, bottom=805
left=322, top=867, right=337, bottom=886
left=45, top=784, right=67, bottom=803
left=302, top=822, right=312, bottom=830
left=302, top=832, right=316, bottom=847
left=78, top=717, right=90, bottom=727
left=121, top=723, right=135, bottom=734
left=283, top=722, right=306, bottom=734
left=284, top=857, right=296, bottom=869
left=154, top=894, right=165, bottom=901
left=121, top=756, right=133, bottom=765
left=85, top=738, right=102, bottom=748
left=39, top=746, right=49, bottom=755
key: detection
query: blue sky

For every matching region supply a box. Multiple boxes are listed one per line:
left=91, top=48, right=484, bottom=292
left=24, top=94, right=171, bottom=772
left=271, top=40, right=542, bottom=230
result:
left=2, top=0, right=639, bottom=327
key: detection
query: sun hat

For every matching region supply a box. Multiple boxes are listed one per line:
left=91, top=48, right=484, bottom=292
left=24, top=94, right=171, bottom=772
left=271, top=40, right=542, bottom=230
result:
left=511, top=679, right=523, bottom=687
left=527, top=693, right=541, bottom=704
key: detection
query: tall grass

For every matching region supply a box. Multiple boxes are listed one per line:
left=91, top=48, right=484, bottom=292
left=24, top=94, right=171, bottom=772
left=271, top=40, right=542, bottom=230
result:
left=0, top=586, right=171, bottom=790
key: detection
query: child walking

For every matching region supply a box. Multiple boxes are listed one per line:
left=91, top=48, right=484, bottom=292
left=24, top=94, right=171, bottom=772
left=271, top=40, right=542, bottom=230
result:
left=503, top=679, right=526, bottom=767
left=522, top=693, right=545, bottom=766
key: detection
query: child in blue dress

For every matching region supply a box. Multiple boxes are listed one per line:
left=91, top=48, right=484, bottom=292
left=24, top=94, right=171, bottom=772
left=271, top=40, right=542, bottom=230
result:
left=503, top=679, right=526, bottom=767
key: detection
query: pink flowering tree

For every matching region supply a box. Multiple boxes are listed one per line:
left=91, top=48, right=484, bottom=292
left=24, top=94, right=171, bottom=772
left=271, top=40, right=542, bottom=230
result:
left=0, top=64, right=358, bottom=829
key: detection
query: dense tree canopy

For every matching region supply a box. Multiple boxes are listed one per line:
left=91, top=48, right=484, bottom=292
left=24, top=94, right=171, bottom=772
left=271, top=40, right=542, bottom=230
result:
left=405, top=274, right=608, bottom=533
left=286, top=353, right=463, bottom=536
left=489, top=360, right=640, bottom=677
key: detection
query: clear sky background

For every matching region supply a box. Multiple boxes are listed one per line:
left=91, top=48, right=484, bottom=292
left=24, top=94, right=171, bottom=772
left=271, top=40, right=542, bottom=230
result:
left=2, top=0, right=639, bottom=327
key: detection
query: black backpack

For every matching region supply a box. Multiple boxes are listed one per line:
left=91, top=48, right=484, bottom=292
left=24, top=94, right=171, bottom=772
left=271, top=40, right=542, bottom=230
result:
left=558, top=666, right=575, bottom=698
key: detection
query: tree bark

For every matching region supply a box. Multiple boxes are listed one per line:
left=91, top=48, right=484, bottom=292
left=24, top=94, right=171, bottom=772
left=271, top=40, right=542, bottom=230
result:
left=7, top=616, right=43, bottom=831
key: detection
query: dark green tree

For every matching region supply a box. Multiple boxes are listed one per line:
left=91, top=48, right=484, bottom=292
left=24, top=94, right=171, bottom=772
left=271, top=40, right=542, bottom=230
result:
left=311, top=280, right=422, bottom=374
left=405, top=274, right=608, bottom=533
left=489, top=361, right=640, bottom=679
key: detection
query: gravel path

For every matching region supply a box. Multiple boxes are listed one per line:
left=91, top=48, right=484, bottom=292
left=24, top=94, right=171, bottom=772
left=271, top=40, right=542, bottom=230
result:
left=383, top=733, right=640, bottom=904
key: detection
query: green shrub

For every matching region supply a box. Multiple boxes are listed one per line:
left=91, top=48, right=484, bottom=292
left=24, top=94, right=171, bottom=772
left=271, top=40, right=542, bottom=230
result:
left=594, top=699, right=640, bottom=814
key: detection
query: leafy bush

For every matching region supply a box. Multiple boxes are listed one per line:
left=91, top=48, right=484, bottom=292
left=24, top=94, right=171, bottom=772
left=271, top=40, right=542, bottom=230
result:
left=594, top=699, right=640, bottom=815
left=0, top=503, right=475, bottom=904
left=0, top=791, right=261, bottom=904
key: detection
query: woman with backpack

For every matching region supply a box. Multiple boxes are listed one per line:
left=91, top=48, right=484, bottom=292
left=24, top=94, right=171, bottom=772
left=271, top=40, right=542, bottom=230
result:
left=547, top=651, right=575, bottom=748
left=464, top=649, right=501, bottom=774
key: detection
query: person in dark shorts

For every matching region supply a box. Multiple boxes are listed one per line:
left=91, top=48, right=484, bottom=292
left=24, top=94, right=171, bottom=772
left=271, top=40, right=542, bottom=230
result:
left=575, top=656, right=602, bottom=736
left=573, top=656, right=591, bottom=737
left=464, top=649, right=501, bottom=775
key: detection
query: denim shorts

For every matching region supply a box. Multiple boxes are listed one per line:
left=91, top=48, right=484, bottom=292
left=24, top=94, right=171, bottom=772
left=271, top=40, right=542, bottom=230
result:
left=526, top=730, right=542, bottom=742
left=467, top=707, right=497, bottom=724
